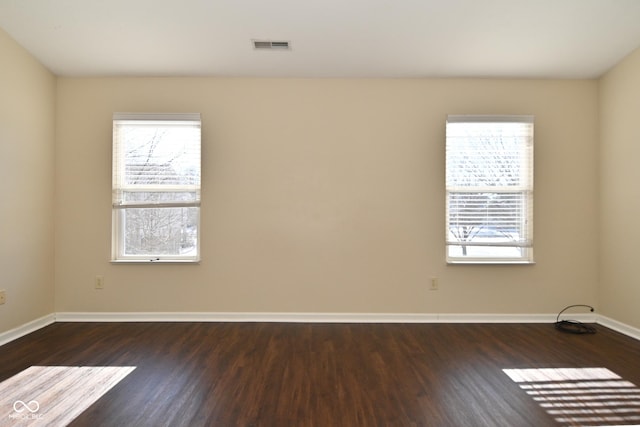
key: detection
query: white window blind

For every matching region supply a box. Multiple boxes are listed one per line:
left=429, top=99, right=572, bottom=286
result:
left=446, top=115, right=534, bottom=264
left=112, top=113, right=201, bottom=262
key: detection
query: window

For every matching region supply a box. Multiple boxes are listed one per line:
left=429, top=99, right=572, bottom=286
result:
left=112, top=113, right=201, bottom=262
left=446, top=115, right=533, bottom=264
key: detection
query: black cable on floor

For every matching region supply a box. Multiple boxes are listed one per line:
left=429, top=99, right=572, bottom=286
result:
left=554, top=304, right=596, bottom=334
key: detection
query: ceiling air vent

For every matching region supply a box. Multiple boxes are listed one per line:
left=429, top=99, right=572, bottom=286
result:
left=252, top=40, right=291, bottom=50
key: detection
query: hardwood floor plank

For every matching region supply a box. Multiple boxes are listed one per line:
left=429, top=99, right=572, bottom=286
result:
left=1, top=322, right=639, bottom=426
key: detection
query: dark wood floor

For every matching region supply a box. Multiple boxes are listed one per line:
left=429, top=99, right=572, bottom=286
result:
left=1, top=321, right=640, bottom=427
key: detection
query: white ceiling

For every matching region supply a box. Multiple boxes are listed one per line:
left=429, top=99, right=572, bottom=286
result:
left=1, top=0, right=640, bottom=79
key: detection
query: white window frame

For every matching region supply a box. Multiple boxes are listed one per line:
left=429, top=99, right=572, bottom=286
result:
left=445, top=115, right=534, bottom=264
left=112, top=113, right=201, bottom=263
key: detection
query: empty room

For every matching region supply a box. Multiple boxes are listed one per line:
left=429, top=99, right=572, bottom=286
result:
left=1, top=0, right=640, bottom=425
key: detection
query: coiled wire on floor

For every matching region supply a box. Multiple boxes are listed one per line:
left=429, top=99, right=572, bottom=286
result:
left=554, top=304, right=596, bottom=334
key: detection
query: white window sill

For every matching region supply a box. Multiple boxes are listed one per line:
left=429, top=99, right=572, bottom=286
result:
left=447, top=260, right=536, bottom=265
left=110, top=259, right=200, bottom=264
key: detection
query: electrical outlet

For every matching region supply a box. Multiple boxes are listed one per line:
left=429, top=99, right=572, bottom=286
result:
left=430, top=277, right=439, bottom=291
left=95, top=276, right=104, bottom=290
left=0, top=289, right=6, bottom=304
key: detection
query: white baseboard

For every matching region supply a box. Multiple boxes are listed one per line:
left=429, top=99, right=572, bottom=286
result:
left=597, top=315, right=640, bottom=341
left=55, top=311, right=564, bottom=323
left=1, top=311, right=637, bottom=347
left=55, top=311, right=441, bottom=323
left=0, top=313, right=56, bottom=346
left=436, top=313, right=561, bottom=323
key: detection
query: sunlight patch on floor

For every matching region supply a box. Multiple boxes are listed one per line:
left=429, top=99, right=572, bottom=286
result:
left=0, top=366, right=136, bottom=426
left=504, top=367, right=640, bottom=427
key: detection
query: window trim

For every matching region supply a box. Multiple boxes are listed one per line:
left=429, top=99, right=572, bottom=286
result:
left=111, top=112, right=201, bottom=263
left=445, top=115, right=534, bottom=265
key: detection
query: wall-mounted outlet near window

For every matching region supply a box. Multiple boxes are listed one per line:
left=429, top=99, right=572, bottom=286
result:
left=0, top=289, right=6, bottom=304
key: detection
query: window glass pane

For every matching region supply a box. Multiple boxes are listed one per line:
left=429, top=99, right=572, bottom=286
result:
left=122, top=207, right=199, bottom=257
left=119, top=122, right=200, bottom=188
left=446, top=121, right=531, bottom=188
left=448, top=192, right=526, bottom=244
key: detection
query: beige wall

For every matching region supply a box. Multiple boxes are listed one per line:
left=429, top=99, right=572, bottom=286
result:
left=0, top=29, right=56, bottom=333
left=1, top=21, right=637, bottom=332
left=599, top=47, right=640, bottom=329
left=54, top=77, right=599, bottom=314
